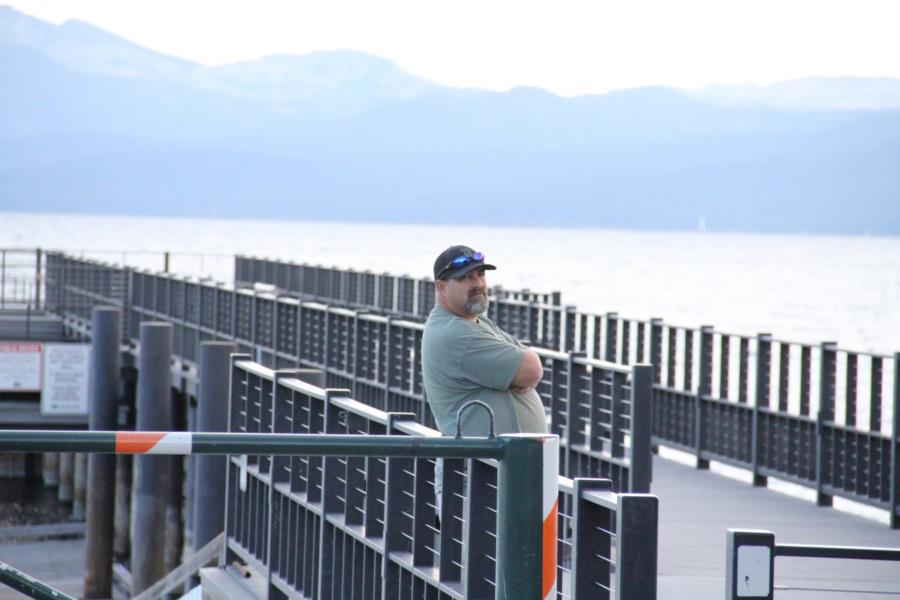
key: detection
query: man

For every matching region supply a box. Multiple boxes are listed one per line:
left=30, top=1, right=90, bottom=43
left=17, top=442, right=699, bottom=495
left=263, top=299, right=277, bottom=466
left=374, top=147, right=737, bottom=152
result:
left=421, top=245, right=548, bottom=436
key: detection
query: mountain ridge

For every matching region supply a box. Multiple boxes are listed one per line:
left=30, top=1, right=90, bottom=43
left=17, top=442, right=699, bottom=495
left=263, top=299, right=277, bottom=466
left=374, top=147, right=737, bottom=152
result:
left=1, top=5, right=898, bottom=234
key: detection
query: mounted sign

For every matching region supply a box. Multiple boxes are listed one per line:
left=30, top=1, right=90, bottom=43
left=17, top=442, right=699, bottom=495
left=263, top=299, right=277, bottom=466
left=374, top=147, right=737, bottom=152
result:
left=0, top=341, right=43, bottom=391
left=41, top=343, right=92, bottom=415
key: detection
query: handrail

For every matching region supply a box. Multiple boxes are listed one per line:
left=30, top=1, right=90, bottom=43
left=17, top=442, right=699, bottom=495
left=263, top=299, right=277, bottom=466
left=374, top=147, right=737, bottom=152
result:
left=0, top=560, right=77, bottom=600
left=0, top=428, right=561, bottom=600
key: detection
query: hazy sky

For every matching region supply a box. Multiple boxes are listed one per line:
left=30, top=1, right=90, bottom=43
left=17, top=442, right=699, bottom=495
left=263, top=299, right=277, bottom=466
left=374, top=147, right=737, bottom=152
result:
left=6, top=0, right=900, bottom=96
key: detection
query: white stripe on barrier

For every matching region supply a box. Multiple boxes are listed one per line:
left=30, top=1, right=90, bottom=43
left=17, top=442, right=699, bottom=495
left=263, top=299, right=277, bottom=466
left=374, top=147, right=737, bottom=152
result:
left=146, top=432, right=193, bottom=455
left=543, top=436, right=559, bottom=517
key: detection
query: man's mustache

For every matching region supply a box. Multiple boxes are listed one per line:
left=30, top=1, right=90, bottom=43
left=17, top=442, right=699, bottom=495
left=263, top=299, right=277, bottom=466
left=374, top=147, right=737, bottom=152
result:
left=469, top=289, right=485, bottom=297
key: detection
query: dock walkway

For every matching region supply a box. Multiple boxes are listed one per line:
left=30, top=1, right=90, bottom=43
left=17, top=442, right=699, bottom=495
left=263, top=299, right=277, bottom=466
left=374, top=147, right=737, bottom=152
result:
left=653, top=455, right=900, bottom=600
left=2, top=453, right=898, bottom=600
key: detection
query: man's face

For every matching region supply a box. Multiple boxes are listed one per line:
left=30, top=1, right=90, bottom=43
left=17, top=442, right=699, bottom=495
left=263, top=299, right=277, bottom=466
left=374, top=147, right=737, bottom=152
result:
left=437, top=268, right=488, bottom=318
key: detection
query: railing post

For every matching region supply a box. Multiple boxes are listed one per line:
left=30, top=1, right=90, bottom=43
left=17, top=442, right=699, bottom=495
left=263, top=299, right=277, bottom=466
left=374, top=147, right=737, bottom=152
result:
left=630, top=364, right=653, bottom=493
left=891, top=352, right=900, bottom=529
left=563, top=305, right=577, bottom=352
left=131, top=321, right=173, bottom=595
left=649, top=318, right=663, bottom=385
left=616, top=494, right=659, bottom=600
left=816, top=341, right=837, bottom=507
left=696, top=326, right=714, bottom=470
left=753, top=333, right=772, bottom=486
left=570, top=479, right=612, bottom=600
left=563, top=352, right=583, bottom=477
left=605, top=312, right=618, bottom=362
left=496, top=435, right=558, bottom=600
left=35, top=247, right=42, bottom=308
left=725, top=529, right=775, bottom=600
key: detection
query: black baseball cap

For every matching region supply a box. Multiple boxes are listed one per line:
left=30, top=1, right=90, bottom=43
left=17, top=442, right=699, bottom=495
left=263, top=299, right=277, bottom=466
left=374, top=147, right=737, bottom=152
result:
left=433, top=245, right=496, bottom=280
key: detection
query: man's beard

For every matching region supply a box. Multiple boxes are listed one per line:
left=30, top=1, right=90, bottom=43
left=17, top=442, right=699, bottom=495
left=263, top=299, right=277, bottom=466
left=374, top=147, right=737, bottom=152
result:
left=465, top=292, right=488, bottom=316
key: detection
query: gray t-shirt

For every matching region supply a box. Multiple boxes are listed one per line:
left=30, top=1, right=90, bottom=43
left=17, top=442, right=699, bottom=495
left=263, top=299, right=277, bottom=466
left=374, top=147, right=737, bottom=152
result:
left=421, top=305, right=549, bottom=436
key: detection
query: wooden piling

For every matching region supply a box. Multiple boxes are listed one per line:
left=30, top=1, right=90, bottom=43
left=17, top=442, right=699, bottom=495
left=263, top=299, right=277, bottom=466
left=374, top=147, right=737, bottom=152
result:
left=84, top=306, right=121, bottom=598
left=192, top=342, right=236, bottom=552
left=131, top=322, right=173, bottom=595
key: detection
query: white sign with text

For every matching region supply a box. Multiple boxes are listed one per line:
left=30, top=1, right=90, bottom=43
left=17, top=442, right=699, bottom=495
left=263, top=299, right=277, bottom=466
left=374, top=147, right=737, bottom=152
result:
left=41, top=343, right=91, bottom=415
left=0, top=341, right=43, bottom=391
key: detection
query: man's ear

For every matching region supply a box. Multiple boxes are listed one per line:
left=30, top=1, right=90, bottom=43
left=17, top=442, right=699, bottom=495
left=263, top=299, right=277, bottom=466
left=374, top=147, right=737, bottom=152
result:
left=434, top=279, right=445, bottom=293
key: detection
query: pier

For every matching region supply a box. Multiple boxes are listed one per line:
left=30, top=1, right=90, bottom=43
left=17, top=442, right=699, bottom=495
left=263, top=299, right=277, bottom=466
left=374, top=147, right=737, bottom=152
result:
left=1, top=249, right=898, bottom=599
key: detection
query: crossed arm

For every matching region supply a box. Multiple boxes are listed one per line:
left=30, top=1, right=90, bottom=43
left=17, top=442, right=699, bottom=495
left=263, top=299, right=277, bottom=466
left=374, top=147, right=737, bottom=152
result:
left=509, top=350, right=543, bottom=394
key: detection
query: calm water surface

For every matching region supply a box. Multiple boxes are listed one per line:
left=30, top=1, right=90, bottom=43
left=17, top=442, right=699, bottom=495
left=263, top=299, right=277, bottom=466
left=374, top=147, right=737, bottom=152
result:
left=2, top=212, right=898, bottom=355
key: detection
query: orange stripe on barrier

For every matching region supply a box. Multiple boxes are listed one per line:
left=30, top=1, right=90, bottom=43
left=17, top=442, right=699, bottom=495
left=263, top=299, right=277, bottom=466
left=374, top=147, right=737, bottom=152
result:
left=542, top=498, right=558, bottom=600
left=115, top=432, right=166, bottom=454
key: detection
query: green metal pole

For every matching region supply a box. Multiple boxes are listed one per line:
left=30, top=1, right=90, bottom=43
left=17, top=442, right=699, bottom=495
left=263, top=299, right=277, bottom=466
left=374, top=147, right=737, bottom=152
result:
left=0, top=561, right=77, bottom=600
left=496, top=435, right=558, bottom=600
left=0, top=430, right=507, bottom=459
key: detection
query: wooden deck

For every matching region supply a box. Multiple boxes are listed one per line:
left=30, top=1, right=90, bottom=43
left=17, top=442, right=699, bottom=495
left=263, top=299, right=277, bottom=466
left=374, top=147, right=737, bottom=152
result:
left=652, top=453, right=900, bottom=599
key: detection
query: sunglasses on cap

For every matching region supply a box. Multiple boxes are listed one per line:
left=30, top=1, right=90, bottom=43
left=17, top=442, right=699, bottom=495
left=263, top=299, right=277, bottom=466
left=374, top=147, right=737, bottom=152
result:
left=437, top=251, right=484, bottom=279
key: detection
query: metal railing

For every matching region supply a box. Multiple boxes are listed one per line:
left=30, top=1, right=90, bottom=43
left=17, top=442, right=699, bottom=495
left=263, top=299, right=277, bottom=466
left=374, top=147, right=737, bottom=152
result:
left=223, top=357, right=657, bottom=600
left=34, top=250, right=900, bottom=523
left=0, top=560, right=77, bottom=600
left=226, top=256, right=900, bottom=527
left=234, top=255, right=561, bottom=321
left=725, top=529, right=900, bottom=599
left=42, top=252, right=653, bottom=493
left=0, top=357, right=659, bottom=600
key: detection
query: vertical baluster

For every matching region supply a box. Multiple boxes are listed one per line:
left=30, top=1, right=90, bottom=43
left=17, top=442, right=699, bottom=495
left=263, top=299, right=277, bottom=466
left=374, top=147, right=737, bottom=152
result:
left=578, top=313, right=589, bottom=354
left=816, top=342, right=837, bottom=507
left=719, top=334, right=730, bottom=400
left=683, top=329, right=694, bottom=392
left=753, top=334, right=772, bottom=487
left=846, top=352, right=858, bottom=428
left=870, top=356, right=883, bottom=433
left=563, top=306, right=577, bottom=352
left=605, top=312, right=618, bottom=363
left=650, top=318, right=663, bottom=385
left=382, top=318, right=394, bottom=412
left=636, top=321, right=646, bottom=365
left=800, top=345, right=812, bottom=417
left=691, top=327, right=713, bottom=472
left=738, top=337, right=749, bottom=404
left=593, top=315, right=604, bottom=362
left=778, top=343, right=790, bottom=412
left=666, top=327, right=677, bottom=389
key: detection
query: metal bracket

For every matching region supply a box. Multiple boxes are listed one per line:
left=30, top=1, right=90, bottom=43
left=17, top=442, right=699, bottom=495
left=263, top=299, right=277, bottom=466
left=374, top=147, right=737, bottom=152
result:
left=454, top=400, right=496, bottom=439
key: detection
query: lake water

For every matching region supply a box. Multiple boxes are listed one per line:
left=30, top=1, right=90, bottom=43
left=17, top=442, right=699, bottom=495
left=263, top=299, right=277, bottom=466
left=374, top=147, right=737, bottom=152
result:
left=2, top=212, right=899, bottom=356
